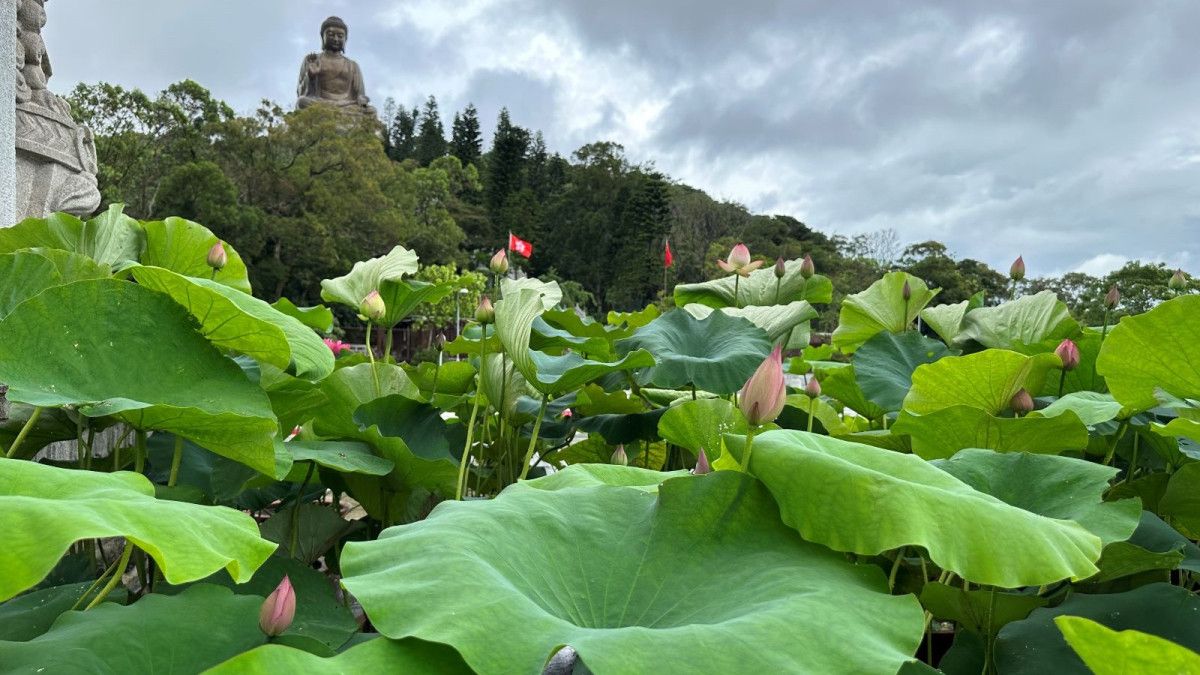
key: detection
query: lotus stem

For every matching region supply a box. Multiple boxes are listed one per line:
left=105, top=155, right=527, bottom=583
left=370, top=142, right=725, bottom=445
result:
left=5, top=406, right=43, bottom=459
left=518, top=395, right=550, bottom=481
left=290, top=461, right=315, bottom=557
left=739, top=428, right=757, bottom=472
left=887, top=548, right=905, bottom=592
left=383, top=327, right=394, bottom=364
left=1125, top=432, right=1140, bottom=484
left=365, top=321, right=381, bottom=398
left=168, top=435, right=184, bottom=487
left=133, top=431, right=146, bottom=474
left=1102, top=420, right=1129, bottom=466
left=85, top=541, right=133, bottom=610
left=456, top=327, right=487, bottom=499
left=807, top=397, right=815, bottom=433
left=983, top=587, right=998, bottom=674
left=734, top=275, right=741, bottom=309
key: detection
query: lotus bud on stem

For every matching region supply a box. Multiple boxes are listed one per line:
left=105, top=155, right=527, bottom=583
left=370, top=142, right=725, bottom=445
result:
left=1054, top=339, right=1080, bottom=397
left=1008, top=255, right=1025, bottom=301
left=737, top=345, right=786, bottom=471
left=475, top=296, right=495, bottom=324
left=1100, top=284, right=1119, bottom=343
left=490, top=248, right=510, bottom=276
left=1169, top=269, right=1186, bottom=292
left=693, top=448, right=712, bottom=475
left=359, top=290, right=386, bottom=395
left=799, top=254, right=815, bottom=280
left=259, top=576, right=296, bottom=638
left=773, top=256, right=786, bottom=303
left=206, top=241, right=227, bottom=278
left=804, top=376, right=822, bottom=433
left=611, top=445, right=628, bottom=466
left=1010, top=388, right=1034, bottom=417
left=718, top=243, right=764, bottom=308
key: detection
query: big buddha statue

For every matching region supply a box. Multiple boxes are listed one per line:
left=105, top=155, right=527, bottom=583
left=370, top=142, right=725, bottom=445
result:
left=296, top=16, right=377, bottom=117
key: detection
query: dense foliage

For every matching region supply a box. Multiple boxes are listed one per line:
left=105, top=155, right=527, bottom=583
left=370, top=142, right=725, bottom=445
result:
left=0, top=208, right=1197, bottom=673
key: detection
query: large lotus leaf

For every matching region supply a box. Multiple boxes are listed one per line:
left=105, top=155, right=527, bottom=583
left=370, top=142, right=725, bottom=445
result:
left=747, top=430, right=1104, bottom=587
left=606, top=304, right=660, bottom=330
left=573, top=384, right=643, bottom=415
left=833, top=272, right=938, bottom=353
left=0, top=207, right=144, bottom=268
left=1126, top=511, right=1200, bottom=574
left=617, top=308, right=770, bottom=395
left=320, top=245, right=419, bottom=312
left=657, top=398, right=748, bottom=459
left=207, top=637, right=472, bottom=675
left=402, top=360, right=477, bottom=397
left=1160, top=462, right=1200, bottom=538
left=132, top=266, right=333, bottom=381
left=892, top=406, right=1090, bottom=459
left=0, top=584, right=266, bottom=673
left=903, top=349, right=1054, bottom=416
left=141, top=217, right=252, bottom=293
left=479, top=351, right=534, bottom=420
left=497, top=289, right=654, bottom=395
left=270, top=297, right=333, bottom=333
left=813, top=362, right=887, bottom=420
left=995, top=583, right=1200, bottom=675
left=919, top=292, right=984, bottom=344
left=0, top=459, right=274, bottom=601
left=956, top=291, right=1078, bottom=349
left=0, top=582, right=126, bottom=641
left=354, top=394, right=457, bottom=462
left=919, top=582, right=1047, bottom=635
left=378, top=278, right=455, bottom=327
left=673, top=259, right=833, bottom=308
left=933, top=449, right=1140, bottom=545
left=1097, top=296, right=1200, bottom=412
left=0, top=280, right=280, bottom=473
left=531, top=316, right=614, bottom=358
left=575, top=407, right=667, bottom=444
left=26, top=247, right=112, bottom=282
left=0, top=212, right=86, bottom=253
left=341, top=468, right=924, bottom=675
left=682, top=301, right=817, bottom=344
left=500, top=276, right=563, bottom=309
left=854, top=330, right=953, bottom=412
left=518, top=463, right=685, bottom=492
left=0, top=250, right=61, bottom=318
left=287, top=440, right=394, bottom=476
left=1056, top=616, right=1200, bottom=675
left=1040, top=391, right=1125, bottom=427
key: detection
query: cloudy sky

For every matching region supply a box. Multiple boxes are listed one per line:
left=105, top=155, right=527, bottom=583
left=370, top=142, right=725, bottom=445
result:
left=45, top=0, right=1199, bottom=276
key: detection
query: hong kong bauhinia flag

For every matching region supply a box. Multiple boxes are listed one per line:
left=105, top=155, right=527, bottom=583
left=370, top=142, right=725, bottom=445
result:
left=663, top=237, right=674, bottom=268
left=508, top=232, right=533, bottom=258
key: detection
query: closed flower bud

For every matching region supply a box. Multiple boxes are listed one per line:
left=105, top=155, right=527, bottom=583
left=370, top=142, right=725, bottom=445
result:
left=259, top=576, right=296, bottom=637
left=774, top=257, right=786, bottom=279
left=805, top=376, right=822, bottom=399
left=1010, top=388, right=1034, bottom=415
left=489, top=248, right=509, bottom=275
left=434, top=332, right=447, bottom=352
left=693, top=448, right=711, bottom=475
left=739, top=344, right=787, bottom=426
left=359, top=290, right=386, bottom=322
left=1104, top=284, right=1120, bottom=309
left=1169, top=269, right=1187, bottom=291
left=717, top=243, right=765, bottom=276
left=475, top=296, right=495, bottom=324
left=1054, top=339, right=1080, bottom=372
left=206, top=241, right=227, bottom=271
left=799, top=254, right=815, bottom=279
left=1009, top=256, right=1025, bottom=281
left=809, top=333, right=823, bottom=348
left=611, top=445, right=628, bottom=466
left=902, top=279, right=912, bottom=301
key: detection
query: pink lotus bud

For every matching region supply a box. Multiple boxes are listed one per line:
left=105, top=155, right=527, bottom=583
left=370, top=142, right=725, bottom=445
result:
left=1009, top=256, right=1025, bottom=281
left=284, top=426, right=301, bottom=442
left=1169, top=269, right=1186, bottom=291
left=611, top=445, right=628, bottom=466
left=799, top=254, right=815, bottom=279
left=1010, top=388, right=1034, bottom=415
left=561, top=408, right=573, bottom=419
left=475, top=296, right=495, bottom=324
left=902, top=279, right=912, bottom=301
left=259, top=576, right=296, bottom=637
left=717, top=243, right=765, bottom=276
left=1054, top=339, right=1080, bottom=372
left=206, top=241, right=227, bottom=271
left=359, top=290, right=386, bottom=322
left=739, top=344, right=787, bottom=426
left=729, top=243, right=751, bottom=268
left=489, top=249, right=509, bottom=275
left=693, top=448, right=711, bottom=475
left=1104, top=284, right=1120, bottom=309
left=805, top=376, right=822, bottom=399
left=774, top=257, right=786, bottom=279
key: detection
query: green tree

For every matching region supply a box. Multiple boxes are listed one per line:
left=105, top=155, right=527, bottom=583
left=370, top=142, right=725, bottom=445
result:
left=449, top=103, right=482, bottom=167
left=388, top=105, right=418, bottom=162
left=484, top=108, right=530, bottom=241
left=414, top=96, right=447, bottom=166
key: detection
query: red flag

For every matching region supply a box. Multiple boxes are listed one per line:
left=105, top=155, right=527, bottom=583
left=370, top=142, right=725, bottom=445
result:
left=508, top=232, right=533, bottom=258
left=664, top=237, right=674, bottom=268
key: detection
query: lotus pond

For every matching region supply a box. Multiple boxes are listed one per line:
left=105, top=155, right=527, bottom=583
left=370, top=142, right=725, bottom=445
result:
left=0, top=208, right=1198, bottom=674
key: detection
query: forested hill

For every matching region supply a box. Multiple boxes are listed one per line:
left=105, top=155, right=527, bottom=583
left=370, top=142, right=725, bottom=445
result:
left=68, top=81, right=1192, bottom=325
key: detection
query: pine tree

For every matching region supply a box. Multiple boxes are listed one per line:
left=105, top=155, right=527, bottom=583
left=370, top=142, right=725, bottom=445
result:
left=485, top=108, right=530, bottom=230
left=450, top=103, right=482, bottom=166
left=414, top=95, right=447, bottom=166
left=606, top=172, right=672, bottom=309
left=389, top=106, right=417, bottom=162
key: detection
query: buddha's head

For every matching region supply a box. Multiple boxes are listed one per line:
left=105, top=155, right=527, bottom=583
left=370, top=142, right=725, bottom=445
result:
left=321, top=16, right=348, bottom=53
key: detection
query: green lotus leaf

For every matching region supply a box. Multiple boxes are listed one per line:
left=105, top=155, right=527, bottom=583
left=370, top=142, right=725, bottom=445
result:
left=0, top=212, right=87, bottom=254
left=575, top=407, right=667, bottom=445
left=956, top=291, right=1078, bottom=349
left=1055, top=616, right=1200, bottom=675
left=904, top=349, right=1053, bottom=416
left=892, top=406, right=1090, bottom=459
left=132, top=266, right=334, bottom=381
left=259, top=364, right=328, bottom=432
left=574, top=384, right=643, bottom=415
left=934, top=449, right=1140, bottom=545
left=833, top=272, right=938, bottom=353
left=286, top=440, right=394, bottom=476
left=747, top=430, right=1104, bottom=587
left=518, top=463, right=685, bottom=492
left=1040, top=391, right=1124, bottom=426
left=320, top=245, right=419, bottom=313
left=544, top=308, right=615, bottom=337
left=617, top=308, right=770, bottom=395
left=24, top=247, right=112, bottom=282
left=141, top=217, right=252, bottom=293
left=270, top=297, right=333, bottom=333
left=0, top=584, right=267, bottom=673
left=354, top=394, right=457, bottom=462
left=0, top=207, right=145, bottom=272
left=919, top=582, right=1047, bottom=635
left=657, top=398, right=748, bottom=459
left=1085, top=541, right=1183, bottom=584
left=813, top=362, right=887, bottom=420
left=377, top=278, right=455, bottom=327
left=918, top=292, right=984, bottom=344
left=673, top=259, right=833, bottom=308
left=1126, top=511, right=1200, bottom=574
left=0, top=251, right=61, bottom=318
left=0, top=459, right=275, bottom=601
left=207, top=637, right=472, bottom=675
left=1020, top=330, right=1104, bottom=397
left=996, top=583, right=1200, bottom=675
left=1159, top=462, right=1200, bottom=538
left=0, top=279, right=280, bottom=473
left=498, top=277, right=561, bottom=309
left=478, top=352, right=533, bottom=421
left=442, top=323, right=500, bottom=356
left=854, top=330, right=953, bottom=412
left=531, top=316, right=614, bottom=357
left=1097, top=296, right=1200, bottom=412
left=1156, top=418, right=1200, bottom=445
left=0, top=582, right=126, bottom=641
left=341, top=468, right=924, bottom=675
left=682, top=301, right=817, bottom=345
left=498, top=289, right=654, bottom=395
left=605, top=304, right=660, bottom=330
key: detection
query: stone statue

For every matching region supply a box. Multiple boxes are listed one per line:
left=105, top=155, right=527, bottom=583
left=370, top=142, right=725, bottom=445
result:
left=13, top=0, right=100, bottom=220
left=296, top=16, right=377, bottom=117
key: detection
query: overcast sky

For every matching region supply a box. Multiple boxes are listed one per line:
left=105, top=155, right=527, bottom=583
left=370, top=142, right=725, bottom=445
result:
left=45, top=0, right=1199, bottom=277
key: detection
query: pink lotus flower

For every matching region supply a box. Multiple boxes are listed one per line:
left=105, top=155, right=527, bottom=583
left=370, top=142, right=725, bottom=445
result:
left=359, top=290, right=386, bottom=322
left=206, top=241, right=227, bottom=271
left=323, top=338, right=349, bottom=355
left=561, top=408, right=574, bottom=419
left=717, top=243, right=765, bottom=277
left=739, top=344, right=786, bottom=426
left=693, top=448, right=712, bottom=475
left=1054, top=339, right=1080, bottom=372
left=259, top=576, right=296, bottom=637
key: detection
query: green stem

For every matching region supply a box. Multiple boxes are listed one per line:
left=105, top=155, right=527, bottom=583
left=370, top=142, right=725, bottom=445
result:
left=430, top=365, right=441, bottom=400
left=383, top=327, right=394, bottom=364
left=774, top=277, right=781, bottom=305
left=734, top=275, right=741, bottom=309
left=168, top=435, right=184, bottom=487
left=133, top=431, right=146, bottom=474
left=365, top=321, right=381, bottom=398
left=6, top=406, right=43, bottom=459
left=807, top=397, right=816, bottom=433
left=1125, top=431, right=1140, bottom=484
left=456, top=328, right=487, bottom=500
left=85, top=541, right=133, bottom=610
left=71, top=555, right=120, bottom=611
left=1057, top=369, right=1067, bottom=398
left=518, top=396, right=550, bottom=481
left=983, top=586, right=997, bottom=674
left=887, top=548, right=905, bottom=592
left=739, top=428, right=757, bottom=472
left=290, top=461, right=315, bottom=557
left=1103, top=420, right=1130, bottom=466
